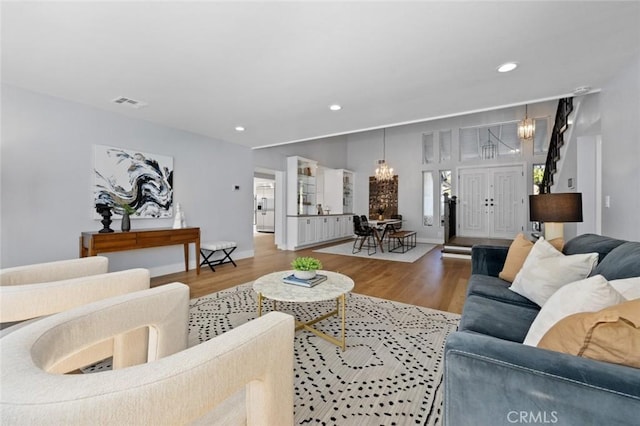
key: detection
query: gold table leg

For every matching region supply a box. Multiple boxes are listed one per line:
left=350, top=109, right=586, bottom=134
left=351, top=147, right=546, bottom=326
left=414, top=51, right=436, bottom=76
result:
left=257, top=293, right=348, bottom=351
left=292, top=295, right=347, bottom=351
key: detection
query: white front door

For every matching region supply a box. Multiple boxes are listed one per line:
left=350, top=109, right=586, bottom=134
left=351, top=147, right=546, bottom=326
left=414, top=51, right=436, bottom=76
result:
left=458, top=165, right=525, bottom=239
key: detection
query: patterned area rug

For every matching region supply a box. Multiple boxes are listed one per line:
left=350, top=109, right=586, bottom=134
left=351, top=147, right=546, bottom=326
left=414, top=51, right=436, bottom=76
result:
left=190, top=283, right=460, bottom=425
left=313, top=242, right=437, bottom=263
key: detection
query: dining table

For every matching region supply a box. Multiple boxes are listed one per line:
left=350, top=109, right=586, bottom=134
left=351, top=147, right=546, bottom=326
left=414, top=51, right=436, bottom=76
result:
left=365, top=219, right=402, bottom=253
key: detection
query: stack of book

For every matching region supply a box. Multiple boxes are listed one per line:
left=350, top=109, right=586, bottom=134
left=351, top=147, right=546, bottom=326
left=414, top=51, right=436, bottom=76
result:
left=282, top=273, right=327, bottom=288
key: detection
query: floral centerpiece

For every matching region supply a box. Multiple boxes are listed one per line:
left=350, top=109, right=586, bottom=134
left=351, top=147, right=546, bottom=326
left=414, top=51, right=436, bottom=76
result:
left=291, top=256, right=323, bottom=280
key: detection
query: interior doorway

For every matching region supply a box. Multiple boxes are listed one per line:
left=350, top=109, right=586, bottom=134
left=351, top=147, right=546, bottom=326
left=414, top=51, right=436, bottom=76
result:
left=253, top=168, right=281, bottom=255
left=254, top=178, right=275, bottom=233
left=458, top=165, right=525, bottom=239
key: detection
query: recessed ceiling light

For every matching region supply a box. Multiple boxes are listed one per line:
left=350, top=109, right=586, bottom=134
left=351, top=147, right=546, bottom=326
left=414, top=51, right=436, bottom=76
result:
left=235, top=126, right=245, bottom=132
left=497, top=62, right=518, bottom=73
left=329, top=104, right=342, bottom=111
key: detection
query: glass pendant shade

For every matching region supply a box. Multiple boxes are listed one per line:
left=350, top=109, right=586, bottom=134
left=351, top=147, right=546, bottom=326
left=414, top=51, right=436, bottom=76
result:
left=375, top=159, right=394, bottom=181
left=375, top=128, right=394, bottom=182
left=518, top=105, right=535, bottom=140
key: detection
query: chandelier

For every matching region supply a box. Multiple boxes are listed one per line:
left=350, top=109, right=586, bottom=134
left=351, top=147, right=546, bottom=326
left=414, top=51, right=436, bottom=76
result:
left=375, top=128, right=394, bottom=181
left=517, top=104, right=535, bottom=140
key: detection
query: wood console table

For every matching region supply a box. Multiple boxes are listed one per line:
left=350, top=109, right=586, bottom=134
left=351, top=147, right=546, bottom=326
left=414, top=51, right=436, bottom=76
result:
left=79, top=227, right=201, bottom=274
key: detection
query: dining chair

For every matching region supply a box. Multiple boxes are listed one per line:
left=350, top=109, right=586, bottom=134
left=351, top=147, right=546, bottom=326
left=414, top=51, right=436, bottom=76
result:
left=353, top=215, right=376, bottom=255
left=390, top=214, right=403, bottom=232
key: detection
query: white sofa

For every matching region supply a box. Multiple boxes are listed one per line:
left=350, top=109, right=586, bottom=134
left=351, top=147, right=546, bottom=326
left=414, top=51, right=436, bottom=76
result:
left=0, top=283, right=295, bottom=425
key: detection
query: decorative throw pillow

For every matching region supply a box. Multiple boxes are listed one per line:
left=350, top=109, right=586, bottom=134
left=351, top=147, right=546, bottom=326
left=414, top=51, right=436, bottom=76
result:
left=609, top=277, right=640, bottom=300
left=538, top=299, right=640, bottom=368
left=509, top=238, right=598, bottom=306
left=499, top=235, right=564, bottom=283
left=549, top=237, right=565, bottom=252
left=499, top=233, right=533, bottom=282
left=523, top=275, right=625, bottom=346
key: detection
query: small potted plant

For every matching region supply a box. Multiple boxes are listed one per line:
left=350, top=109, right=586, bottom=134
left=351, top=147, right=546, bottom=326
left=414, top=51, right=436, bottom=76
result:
left=291, top=256, right=323, bottom=280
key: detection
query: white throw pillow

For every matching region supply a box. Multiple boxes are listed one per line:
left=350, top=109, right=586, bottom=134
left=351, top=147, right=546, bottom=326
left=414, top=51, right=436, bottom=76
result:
left=509, top=238, right=599, bottom=306
left=609, top=277, right=640, bottom=300
left=523, top=275, right=625, bottom=346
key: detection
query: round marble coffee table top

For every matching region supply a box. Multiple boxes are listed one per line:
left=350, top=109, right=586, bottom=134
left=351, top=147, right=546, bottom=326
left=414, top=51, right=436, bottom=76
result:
left=253, top=270, right=354, bottom=303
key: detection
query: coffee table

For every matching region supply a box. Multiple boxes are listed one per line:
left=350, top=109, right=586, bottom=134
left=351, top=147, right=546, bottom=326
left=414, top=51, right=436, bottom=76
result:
left=253, top=270, right=354, bottom=351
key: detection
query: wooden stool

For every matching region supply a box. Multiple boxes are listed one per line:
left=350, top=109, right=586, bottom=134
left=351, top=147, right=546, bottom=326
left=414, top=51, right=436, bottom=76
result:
left=200, top=241, right=237, bottom=272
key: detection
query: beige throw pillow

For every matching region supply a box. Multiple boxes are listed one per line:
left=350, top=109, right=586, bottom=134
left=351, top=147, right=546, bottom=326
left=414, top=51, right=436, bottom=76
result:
left=538, top=299, right=640, bottom=368
left=499, top=233, right=533, bottom=282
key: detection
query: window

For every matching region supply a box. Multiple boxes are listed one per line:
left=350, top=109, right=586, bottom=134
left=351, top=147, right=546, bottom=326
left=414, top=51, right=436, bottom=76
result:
left=422, top=133, right=434, bottom=164
left=423, top=171, right=434, bottom=226
left=533, top=164, right=545, bottom=195
left=533, top=118, right=550, bottom=154
left=439, top=130, right=452, bottom=162
left=440, top=170, right=451, bottom=226
left=459, top=122, right=522, bottom=161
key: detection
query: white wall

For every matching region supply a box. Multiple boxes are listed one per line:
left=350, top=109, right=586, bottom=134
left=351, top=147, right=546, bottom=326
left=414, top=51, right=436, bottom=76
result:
left=599, top=55, right=640, bottom=241
left=345, top=102, right=558, bottom=242
left=1, top=84, right=255, bottom=274
left=551, top=93, right=602, bottom=240
left=253, top=135, right=349, bottom=173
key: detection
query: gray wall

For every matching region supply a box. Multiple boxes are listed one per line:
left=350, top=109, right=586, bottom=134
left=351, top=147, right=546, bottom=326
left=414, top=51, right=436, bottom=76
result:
left=1, top=84, right=255, bottom=274
left=599, top=55, right=640, bottom=241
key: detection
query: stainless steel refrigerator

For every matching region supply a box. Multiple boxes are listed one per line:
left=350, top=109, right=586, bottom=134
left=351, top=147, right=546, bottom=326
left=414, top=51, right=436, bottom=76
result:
left=255, top=185, right=275, bottom=233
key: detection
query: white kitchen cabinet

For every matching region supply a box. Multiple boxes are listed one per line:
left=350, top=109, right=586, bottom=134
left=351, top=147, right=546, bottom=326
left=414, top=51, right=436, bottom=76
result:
left=287, top=215, right=353, bottom=250
left=339, top=215, right=354, bottom=237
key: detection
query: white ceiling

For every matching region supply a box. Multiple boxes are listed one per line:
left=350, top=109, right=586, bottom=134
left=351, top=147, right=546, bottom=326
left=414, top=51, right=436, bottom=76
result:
left=2, top=1, right=639, bottom=149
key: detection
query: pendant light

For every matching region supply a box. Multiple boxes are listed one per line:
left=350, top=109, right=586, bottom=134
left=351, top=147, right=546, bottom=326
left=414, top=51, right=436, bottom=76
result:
left=375, top=128, right=394, bottom=182
left=517, top=104, right=535, bottom=140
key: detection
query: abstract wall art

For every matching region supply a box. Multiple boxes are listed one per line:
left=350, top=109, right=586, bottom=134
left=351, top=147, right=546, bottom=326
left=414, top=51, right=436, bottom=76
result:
left=93, top=145, right=173, bottom=218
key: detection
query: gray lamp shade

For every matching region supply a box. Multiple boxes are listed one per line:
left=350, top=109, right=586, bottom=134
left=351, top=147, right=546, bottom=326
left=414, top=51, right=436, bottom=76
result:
left=529, top=193, right=583, bottom=222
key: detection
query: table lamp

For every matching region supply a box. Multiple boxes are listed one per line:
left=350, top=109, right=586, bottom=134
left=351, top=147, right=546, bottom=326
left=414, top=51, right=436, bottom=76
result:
left=529, top=193, right=583, bottom=240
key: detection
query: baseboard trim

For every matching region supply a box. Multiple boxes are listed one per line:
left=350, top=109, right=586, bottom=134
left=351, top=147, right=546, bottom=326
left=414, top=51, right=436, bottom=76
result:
left=148, top=249, right=254, bottom=277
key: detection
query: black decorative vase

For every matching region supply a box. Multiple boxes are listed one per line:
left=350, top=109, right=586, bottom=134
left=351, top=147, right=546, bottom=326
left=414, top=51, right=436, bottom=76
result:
left=96, top=203, right=114, bottom=233
left=121, top=212, right=131, bottom=232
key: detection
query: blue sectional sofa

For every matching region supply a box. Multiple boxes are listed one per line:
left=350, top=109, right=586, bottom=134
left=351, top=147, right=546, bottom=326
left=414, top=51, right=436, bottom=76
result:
left=444, top=234, right=640, bottom=426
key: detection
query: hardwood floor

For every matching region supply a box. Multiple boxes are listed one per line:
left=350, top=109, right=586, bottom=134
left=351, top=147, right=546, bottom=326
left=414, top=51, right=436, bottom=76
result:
left=150, top=232, right=471, bottom=314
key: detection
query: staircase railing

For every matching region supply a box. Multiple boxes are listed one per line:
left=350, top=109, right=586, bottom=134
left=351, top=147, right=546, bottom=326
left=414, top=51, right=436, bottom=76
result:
left=540, top=97, right=574, bottom=193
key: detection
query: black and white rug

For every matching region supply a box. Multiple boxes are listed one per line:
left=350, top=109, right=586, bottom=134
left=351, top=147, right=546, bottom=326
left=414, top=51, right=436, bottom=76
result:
left=190, top=283, right=460, bottom=425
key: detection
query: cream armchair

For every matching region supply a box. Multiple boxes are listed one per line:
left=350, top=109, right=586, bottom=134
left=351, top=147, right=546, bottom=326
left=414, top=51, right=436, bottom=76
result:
left=0, top=257, right=150, bottom=330
left=0, top=283, right=295, bottom=425
left=0, top=256, right=109, bottom=285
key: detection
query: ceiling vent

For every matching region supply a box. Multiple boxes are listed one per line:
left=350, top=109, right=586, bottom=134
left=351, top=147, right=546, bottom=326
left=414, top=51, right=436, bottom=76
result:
left=111, top=96, right=148, bottom=109
left=572, top=86, right=592, bottom=96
